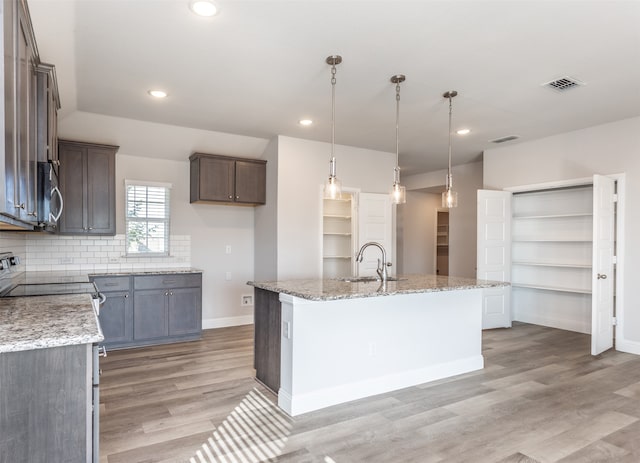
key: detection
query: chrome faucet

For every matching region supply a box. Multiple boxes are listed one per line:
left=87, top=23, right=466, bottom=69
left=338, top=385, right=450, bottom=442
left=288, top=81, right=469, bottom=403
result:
left=356, top=242, right=391, bottom=282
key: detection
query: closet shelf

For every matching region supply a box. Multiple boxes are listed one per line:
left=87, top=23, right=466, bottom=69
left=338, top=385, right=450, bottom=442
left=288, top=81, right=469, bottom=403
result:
left=323, top=214, right=351, bottom=219
left=513, top=212, right=593, bottom=220
left=512, top=261, right=592, bottom=269
left=323, top=255, right=352, bottom=260
left=512, top=283, right=591, bottom=294
left=323, top=232, right=352, bottom=236
left=512, top=238, right=592, bottom=243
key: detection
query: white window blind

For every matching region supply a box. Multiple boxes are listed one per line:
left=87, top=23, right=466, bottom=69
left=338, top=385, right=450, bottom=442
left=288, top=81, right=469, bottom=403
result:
left=125, top=180, right=171, bottom=256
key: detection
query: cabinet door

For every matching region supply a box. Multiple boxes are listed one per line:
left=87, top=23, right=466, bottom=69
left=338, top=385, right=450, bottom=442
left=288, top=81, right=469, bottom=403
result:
left=58, top=144, right=87, bottom=233
left=133, top=289, right=168, bottom=340
left=196, top=156, right=234, bottom=202
left=3, top=0, right=18, bottom=216
left=86, top=146, right=115, bottom=234
left=235, top=160, right=266, bottom=204
left=16, top=11, right=31, bottom=221
left=99, top=291, right=133, bottom=345
left=168, top=287, right=202, bottom=336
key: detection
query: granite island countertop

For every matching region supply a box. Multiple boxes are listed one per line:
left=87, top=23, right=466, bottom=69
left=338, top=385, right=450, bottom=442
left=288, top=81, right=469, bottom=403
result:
left=0, top=293, right=104, bottom=353
left=248, top=274, right=509, bottom=302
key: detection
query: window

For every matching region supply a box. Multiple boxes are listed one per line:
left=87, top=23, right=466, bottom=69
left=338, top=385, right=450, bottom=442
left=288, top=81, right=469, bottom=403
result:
left=125, top=180, right=171, bottom=256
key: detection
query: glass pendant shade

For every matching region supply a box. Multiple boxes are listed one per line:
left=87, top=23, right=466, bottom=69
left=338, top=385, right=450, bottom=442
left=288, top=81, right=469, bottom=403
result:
left=391, top=182, right=406, bottom=204
left=442, top=188, right=458, bottom=208
left=324, top=173, right=342, bottom=200
left=323, top=156, right=342, bottom=199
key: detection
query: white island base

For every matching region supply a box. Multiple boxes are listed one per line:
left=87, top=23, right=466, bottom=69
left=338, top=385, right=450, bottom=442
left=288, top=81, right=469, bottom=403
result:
left=278, top=288, right=484, bottom=416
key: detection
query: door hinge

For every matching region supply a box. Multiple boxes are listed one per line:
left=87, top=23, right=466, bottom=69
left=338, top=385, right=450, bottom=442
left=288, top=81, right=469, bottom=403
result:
left=613, top=194, right=618, bottom=203
left=612, top=316, right=617, bottom=326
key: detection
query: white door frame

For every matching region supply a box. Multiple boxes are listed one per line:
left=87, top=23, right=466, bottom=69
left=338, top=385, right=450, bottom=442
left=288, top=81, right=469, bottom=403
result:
left=505, top=173, right=626, bottom=354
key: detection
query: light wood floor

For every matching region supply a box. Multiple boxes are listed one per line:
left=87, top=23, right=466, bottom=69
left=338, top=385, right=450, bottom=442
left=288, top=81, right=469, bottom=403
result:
left=99, top=323, right=640, bottom=463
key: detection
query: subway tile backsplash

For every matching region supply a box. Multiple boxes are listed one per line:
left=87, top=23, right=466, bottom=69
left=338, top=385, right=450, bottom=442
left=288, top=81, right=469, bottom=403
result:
left=24, top=234, right=191, bottom=272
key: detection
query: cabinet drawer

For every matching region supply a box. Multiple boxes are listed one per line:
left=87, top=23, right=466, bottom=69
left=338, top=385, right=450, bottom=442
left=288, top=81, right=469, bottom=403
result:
left=91, top=276, right=131, bottom=292
left=134, top=273, right=202, bottom=290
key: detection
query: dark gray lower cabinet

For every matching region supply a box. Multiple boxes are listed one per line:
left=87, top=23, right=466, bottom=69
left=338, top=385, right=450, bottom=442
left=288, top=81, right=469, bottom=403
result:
left=254, top=288, right=281, bottom=393
left=92, top=272, right=202, bottom=349
left=0, top=344, right=91, bottom=463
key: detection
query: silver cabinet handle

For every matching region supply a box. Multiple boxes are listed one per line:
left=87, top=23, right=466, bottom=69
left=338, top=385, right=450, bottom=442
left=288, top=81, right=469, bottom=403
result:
left=15, top=203, right=25, bottom=210
left=124, top=293, right=129, bottom=298
left=98, top=346, right=108, bottom=357
left=597, top=274, right=607, bottom=280
left=50, top=186, right=64, bottom=222
left=165, top=291, right=169, bottom=296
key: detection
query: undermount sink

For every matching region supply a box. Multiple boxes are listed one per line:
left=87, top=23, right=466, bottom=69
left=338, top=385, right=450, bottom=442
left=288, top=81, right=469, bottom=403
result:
left=336, top=276, right=405, bottom=283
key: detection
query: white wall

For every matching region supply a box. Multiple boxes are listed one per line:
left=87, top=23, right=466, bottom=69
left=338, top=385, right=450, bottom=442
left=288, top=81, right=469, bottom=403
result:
left=254, top=137, right=279, bottom=281
left=396, top=191, right=439, bottom=274
left=483, top=116, right=640, bottom=352
left=255, top=135, right=396, bottom=280
left=402, top=161, right=483, bottom=278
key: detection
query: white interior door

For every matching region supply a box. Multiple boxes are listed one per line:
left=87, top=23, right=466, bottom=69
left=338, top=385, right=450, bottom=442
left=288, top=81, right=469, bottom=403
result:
left=357, top=193, right=392, bottom=277
left=591, top=175, right=616, bottom=355
left=477, top=190, right=512, bottom=329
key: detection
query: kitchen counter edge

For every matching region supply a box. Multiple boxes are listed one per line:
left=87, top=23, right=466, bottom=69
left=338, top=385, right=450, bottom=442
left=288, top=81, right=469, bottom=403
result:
left=247, top=274, right=509, bottom=302
left=0, top=293, right=104, bottom=354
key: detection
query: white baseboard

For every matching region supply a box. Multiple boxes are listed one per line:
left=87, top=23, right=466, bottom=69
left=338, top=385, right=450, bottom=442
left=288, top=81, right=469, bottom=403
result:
left=202, top=315, right=254, bottom=330
left=513, top=314, right=590, bottom=335
left=278, top=355, right=484, bottom=416
left=616, top=337, right=640, bottom=355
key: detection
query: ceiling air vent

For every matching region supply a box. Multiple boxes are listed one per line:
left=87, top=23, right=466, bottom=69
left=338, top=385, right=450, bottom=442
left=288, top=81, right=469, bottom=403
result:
left=542, top=76, right=585, bottom=92
left=489, top=135, right=520, bottom=144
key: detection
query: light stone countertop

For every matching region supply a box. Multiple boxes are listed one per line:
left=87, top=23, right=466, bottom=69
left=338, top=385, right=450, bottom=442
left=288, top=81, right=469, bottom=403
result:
left=248, top=274, right=509, bottom=302
left=0, top=294, right=104, bottom=353
left=90, top=268, right=202, bottom=277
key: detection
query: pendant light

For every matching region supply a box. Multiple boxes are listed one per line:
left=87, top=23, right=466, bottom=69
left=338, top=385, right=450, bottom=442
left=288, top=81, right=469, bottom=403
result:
left=390, top=74, right=406, bottom=205
left=323, top=55, right=343, bottom=200
left=442, top=90, right=458, bottom=208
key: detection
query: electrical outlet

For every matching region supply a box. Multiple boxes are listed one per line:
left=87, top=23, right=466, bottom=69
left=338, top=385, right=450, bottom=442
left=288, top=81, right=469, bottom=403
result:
left=225, top=245, right=232, bottom=254
left=282, top=321, right=291, bottom=339
left=58, top=257, right=73, bottom=264
left=368, top=342, right=377, bottom=357
left=241, top=294, right=253, bottom=306
left=225, top=271, right=232, bottom=281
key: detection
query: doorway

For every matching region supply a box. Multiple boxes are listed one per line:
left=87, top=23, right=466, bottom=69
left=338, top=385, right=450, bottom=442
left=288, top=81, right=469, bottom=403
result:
left=436, top=210, right=449, bottom=276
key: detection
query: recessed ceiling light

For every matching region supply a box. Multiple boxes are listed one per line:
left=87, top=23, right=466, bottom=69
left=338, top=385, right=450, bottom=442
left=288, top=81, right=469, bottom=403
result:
left=148, top=89, right=168, bottom=98
left=456, top=128, right=471, bottom=135
left=189, top=0, right=218, bottom=17
left=299, top=119, right=313, bottom=126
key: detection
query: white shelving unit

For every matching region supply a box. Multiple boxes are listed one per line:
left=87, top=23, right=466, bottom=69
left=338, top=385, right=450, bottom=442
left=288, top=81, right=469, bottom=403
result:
left=511, top=185, right=594, bottom=333
left=322, top=194, right=355, bottom=278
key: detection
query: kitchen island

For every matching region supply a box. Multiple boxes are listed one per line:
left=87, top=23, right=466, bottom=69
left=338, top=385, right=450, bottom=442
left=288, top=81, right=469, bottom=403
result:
left=248, top=275, right=507, bottom=416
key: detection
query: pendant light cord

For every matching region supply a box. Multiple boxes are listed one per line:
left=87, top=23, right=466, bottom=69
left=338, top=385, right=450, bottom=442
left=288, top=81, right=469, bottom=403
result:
left=447, top=94, right=453, bottom=189
left=395, top=82, right=400, bottom=183
left=330, top=63, right=336, bottom=163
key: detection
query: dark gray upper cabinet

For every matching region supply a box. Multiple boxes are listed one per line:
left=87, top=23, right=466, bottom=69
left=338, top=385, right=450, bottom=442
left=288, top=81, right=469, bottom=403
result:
left=189, top=152, right=266, bottom=206
left=1, top=0, right=58, bottom=230
left=58, top=140, right=119, bottom=235
left=35, top=63, right=60, bottom=170
left=2, top=0, right=39, bottom=226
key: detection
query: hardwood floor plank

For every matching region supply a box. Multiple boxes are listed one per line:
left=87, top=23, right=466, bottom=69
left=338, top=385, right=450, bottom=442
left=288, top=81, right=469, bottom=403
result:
left=99, top=322, right=640, bottom=463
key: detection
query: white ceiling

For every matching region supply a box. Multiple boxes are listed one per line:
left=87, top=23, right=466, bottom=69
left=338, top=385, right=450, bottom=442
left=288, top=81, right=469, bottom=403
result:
left=28, top=0, right=640, bottom=175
